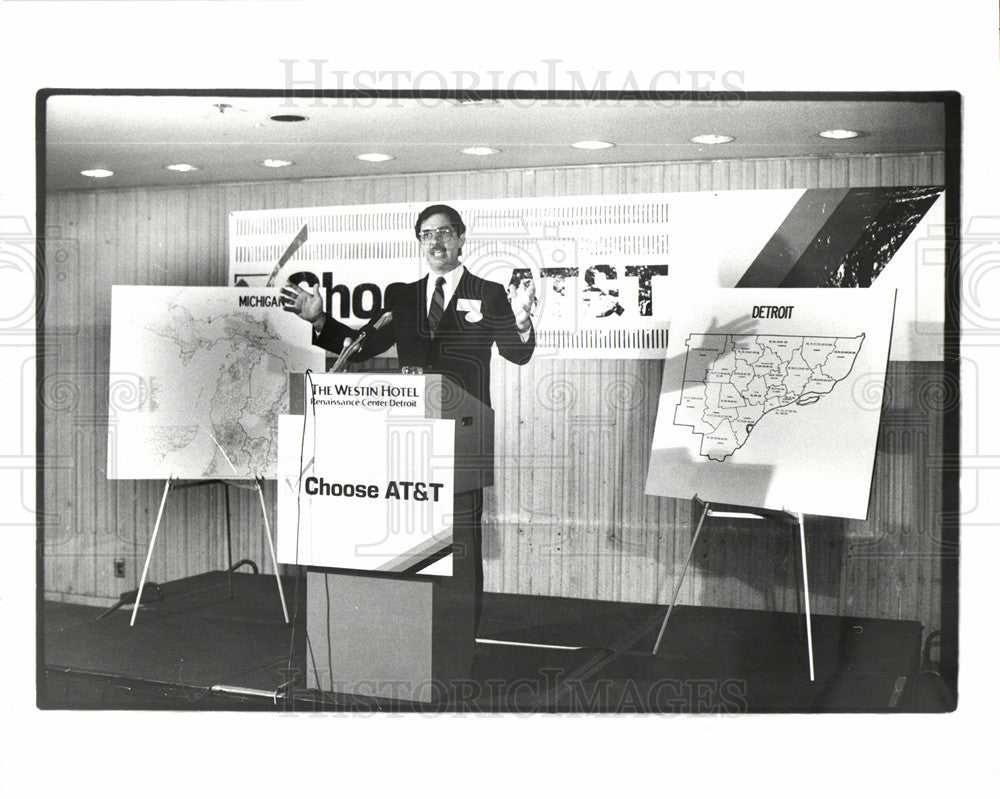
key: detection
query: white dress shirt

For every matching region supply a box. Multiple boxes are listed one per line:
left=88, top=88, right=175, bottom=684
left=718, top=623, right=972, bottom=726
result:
left=425, top=264, right=465, bottom=315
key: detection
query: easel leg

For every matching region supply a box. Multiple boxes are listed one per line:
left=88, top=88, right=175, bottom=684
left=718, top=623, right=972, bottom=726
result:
left=653, top=502, right=711, bottom=655
left=791, top=526, right=804, bottom=641
left=224, top=482, right=233, bottom=599
left=256, top=477, right=290, bottom=624
left=797, top=513, right=816, bottom=682
left=130, top=478, right=172, bottom=627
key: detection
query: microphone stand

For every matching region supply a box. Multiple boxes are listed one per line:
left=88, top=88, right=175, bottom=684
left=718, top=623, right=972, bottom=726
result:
left=328, top=311, right=393, bottom=373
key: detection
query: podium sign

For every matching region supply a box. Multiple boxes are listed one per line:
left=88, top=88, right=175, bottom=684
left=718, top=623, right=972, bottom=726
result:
left=276, top=373, right=456, bottom=573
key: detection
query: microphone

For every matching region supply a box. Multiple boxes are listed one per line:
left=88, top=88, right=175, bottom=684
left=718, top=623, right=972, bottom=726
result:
left=329, top=311, right=393, bottom=373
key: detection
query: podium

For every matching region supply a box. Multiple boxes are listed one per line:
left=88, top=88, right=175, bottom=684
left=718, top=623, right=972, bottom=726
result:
left=282, top=372, right=494, bottom=703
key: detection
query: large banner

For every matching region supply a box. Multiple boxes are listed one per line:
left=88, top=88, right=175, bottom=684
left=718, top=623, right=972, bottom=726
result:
left=229, top=189, right=944, bottom=361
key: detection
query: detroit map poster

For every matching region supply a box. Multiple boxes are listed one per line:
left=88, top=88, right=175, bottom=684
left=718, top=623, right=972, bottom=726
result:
left=644, top=288, right=895, bottom=519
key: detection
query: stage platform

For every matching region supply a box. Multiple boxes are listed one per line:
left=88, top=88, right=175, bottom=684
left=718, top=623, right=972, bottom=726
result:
left=39, top=571, right=944, bottom=713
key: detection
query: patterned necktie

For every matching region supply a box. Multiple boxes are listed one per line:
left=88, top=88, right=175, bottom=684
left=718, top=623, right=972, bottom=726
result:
left=428, top=276, right=446, bottom=336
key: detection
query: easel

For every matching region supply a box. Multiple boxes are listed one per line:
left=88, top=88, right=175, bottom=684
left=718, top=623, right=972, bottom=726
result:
left=652, top=497, right=815, bottom=681
left=130, top=476, right=289, bottom=627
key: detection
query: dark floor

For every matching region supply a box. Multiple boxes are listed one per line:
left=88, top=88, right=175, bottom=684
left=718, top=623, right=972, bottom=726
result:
left=39, top=570, right=950, bottom=713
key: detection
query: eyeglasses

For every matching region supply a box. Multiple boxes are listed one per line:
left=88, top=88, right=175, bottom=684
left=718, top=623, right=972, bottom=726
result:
left=417, top=226, right=459, bottom=243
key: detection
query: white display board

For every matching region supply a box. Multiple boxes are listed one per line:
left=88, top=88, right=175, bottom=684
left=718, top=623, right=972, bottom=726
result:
left=645, top=288, right=895, bottom=519
left=107, top=286, right=324, bottom=479
left=276, top=373, right=456, bottom=573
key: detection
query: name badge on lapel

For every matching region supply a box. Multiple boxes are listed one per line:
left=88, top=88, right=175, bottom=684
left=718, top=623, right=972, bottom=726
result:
left=456, top=298, right=483, bottom=323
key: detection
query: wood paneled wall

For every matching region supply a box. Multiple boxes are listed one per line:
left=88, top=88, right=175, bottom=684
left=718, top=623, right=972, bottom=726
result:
left=41, top=152, right=951, bottom=639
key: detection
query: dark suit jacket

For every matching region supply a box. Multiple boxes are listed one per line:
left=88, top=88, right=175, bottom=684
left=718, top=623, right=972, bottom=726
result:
left=314, top=269, right=534, bottom=407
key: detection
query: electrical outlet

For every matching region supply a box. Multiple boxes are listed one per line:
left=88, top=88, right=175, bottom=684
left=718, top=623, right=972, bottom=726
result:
left=114, top=559, right=126, bottom=578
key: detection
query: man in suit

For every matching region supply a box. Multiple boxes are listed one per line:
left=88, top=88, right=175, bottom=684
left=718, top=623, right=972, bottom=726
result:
left=281, top=203, right=535, bottom=633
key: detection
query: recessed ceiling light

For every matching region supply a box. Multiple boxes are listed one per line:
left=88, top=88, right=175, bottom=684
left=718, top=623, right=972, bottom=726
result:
left=269, top=114, right=309, bottom=123
left=570, top=140, right=615, bottom=150
left=461, top=147, right=502, bottom=156
left=260, top=159, right=294, bottom=168
left=819, top=129, right=862, bottom=139
left=165, top=163, right=198, bottom=173
left=690, top=134, right=735, bottom=145
left=355, top=153, right=395, bottom=162
left=80, top=168, right=114, bottom=178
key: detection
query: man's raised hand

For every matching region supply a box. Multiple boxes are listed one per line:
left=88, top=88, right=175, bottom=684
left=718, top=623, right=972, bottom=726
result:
left=280, top=283, right=324, bottom=327
left=507, top=277, right=537, bottom=333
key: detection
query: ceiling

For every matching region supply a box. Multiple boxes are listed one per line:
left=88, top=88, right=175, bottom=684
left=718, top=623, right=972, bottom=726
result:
left=43, top=94, right=949, bottom=192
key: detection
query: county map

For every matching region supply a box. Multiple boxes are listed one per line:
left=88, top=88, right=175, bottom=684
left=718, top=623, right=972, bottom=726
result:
left=673, top=332, right=865, bottom=462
